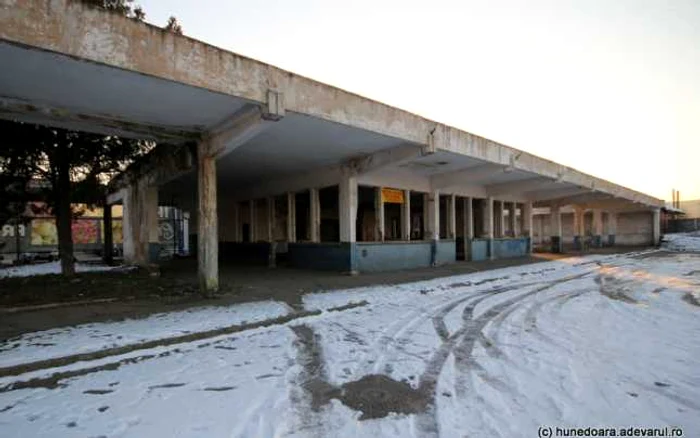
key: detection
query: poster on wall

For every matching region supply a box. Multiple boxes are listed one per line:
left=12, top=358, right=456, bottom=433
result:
left=32, top=219, right=101, bottom=245
left=31, top=219, right=58, bottom=246
left=72, top=220, right=98, bottom=244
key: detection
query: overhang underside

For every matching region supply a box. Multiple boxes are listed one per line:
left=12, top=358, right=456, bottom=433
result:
left=0, top=40, right=249, bottom=140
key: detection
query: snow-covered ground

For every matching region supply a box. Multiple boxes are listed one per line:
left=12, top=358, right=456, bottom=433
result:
left=0, top=261, right=121, bottom=279
left=0, top=301, right=293, bottom=369
left=662, top=231, right=700, bottom=252
left=0, top=248, right=698, bottom=437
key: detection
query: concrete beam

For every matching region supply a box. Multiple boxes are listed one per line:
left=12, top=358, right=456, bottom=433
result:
left=527, top=187, right=591, bottom=202
left=203, top=102, right=283, bottom=159
left=544, top=192, right=614, bottom=206
left=431, top=164, right=505, bottom=190
left=109, top=143, right=194, bottom=194
left=106, top=188, right=125, bottom=205
left=0, top=95, right=200, bottom=142
left=346, top=144, right=426, bottom=176
left=485, top=177, right=557, bottom=197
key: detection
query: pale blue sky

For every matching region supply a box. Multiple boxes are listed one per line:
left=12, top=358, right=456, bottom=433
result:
left=140, top=0, right=699, bottom=201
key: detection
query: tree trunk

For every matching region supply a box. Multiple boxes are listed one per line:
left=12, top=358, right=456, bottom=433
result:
left=56, top=157, right=75, bottom=276
left=103, top=201, right=113, bottom=266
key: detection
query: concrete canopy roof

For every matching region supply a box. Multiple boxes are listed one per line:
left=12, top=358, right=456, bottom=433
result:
left=0, top=0, right=663, bottom=209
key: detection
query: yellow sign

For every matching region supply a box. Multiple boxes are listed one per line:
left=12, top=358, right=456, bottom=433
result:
left=381, top=188, right=404, bottom=204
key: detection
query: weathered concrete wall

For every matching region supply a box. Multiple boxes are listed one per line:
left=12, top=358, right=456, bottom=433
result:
left=470, top=239, right=490, bottom=261
left=616, top=211, right=653, bottom=246
left=356, top=241, right=432, bottom=272
left=492, top=238, right=529, bottom=259
left=435, top=240, right=456, bottom=265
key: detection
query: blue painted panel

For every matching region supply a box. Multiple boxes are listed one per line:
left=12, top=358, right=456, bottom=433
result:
left=288, top=243, right=352, bottom=271
left=471, top=239, right=489, bottom=261
left=356, top=242, right=432, bottom=272
left=435, top=240, right=456, bottom=265
left=492, top=238, right=529, bottom=259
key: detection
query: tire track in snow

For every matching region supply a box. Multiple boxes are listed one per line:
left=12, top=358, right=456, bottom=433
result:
left=414, top=270, right=595, bottom=437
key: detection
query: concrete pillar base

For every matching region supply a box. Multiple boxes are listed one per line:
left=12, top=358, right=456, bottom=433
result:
left=148, top=243, right=161, bottom=264
left=550, top=236, right=562, bottom=253
left=430, top=239, right=438, bottom=266
left=464, top=237, right=472, bottom=262
left=268, top=242, right=277, bottom=268
left=573, top=236, right=582, bottom=251
left=488, top=238, right=495, bottom=260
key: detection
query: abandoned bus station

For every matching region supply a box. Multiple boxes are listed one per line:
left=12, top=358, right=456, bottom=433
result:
left=0, top=0, right=663, bottom=293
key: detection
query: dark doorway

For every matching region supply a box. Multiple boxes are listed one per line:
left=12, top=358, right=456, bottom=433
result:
left=320, top=186, right=339, bottom=242
left=295, top=191, right=309, bottom=241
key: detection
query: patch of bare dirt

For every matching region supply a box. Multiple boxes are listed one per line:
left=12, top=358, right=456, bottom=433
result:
left=339, top=374, right=428, bottom=420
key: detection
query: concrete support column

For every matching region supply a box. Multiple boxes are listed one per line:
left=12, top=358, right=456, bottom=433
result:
left=550, top=204, right=562, bottom=253
left=484, top=197, right=494, bottom=260
left=573, top=207, right=584, bottom=250
left=339, top=173, right=358, bottom=274
left=197, top=143, right=218, bottom=294
left=523, top=201, right=533, bottom=253
left=427, top=189, right=440, bottom=265
left=123, top=181, right=159, bottom=266
left=423, top=193, right=429, bottom=240
left=465, top=197, right=474, bottom=239
left=267, top=197, right=276, bottom=267
left=339, top=174, right=358, bottom=243
left=249, top=199, right=257, bottom=242
left=509, top=202, right=517, bottom=237
left=310, top=188, right=321, bottom=242
left=374, top=187, right=385, bottom=242
left=287, top=192, right=296, bottom=243
left=498, top=201, right=506, bottom=238
left=592, top=209, right=603, bottom=248
left=463, top=197, right=474, bottom=261
left=401, top=190, right=411, bottom=241
left=652, top=208, right=661, bottom=246
left=448, top=194, right=456, bottom=239
left=608, top=211, right=617, bottom=246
